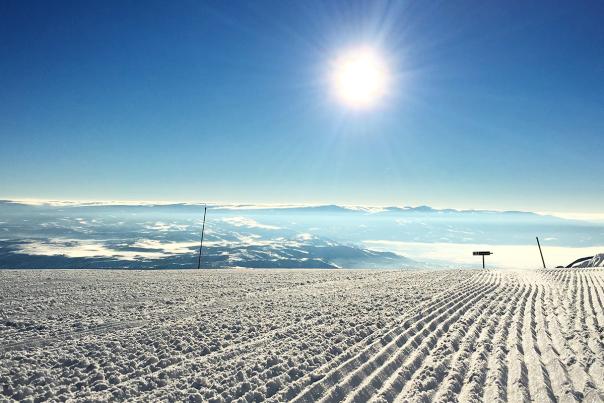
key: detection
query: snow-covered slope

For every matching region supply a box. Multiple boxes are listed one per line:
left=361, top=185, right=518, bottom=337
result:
left=1, top=268, right=604, bottom=401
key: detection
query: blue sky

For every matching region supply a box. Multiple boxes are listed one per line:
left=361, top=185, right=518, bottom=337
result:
left=1, top=0, right=603, bottom=213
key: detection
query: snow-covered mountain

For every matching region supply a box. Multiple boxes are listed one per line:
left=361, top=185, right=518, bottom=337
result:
left=0, top=201, right=418, bottom=269
left=1, top=200, right=603, bottom=269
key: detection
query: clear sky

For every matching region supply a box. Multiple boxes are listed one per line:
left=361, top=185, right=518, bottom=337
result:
left=1, top=0, right=603, bottom=213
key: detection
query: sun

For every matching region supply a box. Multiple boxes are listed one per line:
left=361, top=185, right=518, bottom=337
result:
left=330, top=46, right=389, bottom=109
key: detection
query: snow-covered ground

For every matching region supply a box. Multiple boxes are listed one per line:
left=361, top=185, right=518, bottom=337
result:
left=1, top=268, right=604, bottom=402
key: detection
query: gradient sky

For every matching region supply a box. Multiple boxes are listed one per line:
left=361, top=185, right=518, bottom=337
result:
left=1, top=0, right=603, bottom=213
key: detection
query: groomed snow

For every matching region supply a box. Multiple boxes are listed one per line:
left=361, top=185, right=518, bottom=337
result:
left=1, top=268, right=604, bottom=401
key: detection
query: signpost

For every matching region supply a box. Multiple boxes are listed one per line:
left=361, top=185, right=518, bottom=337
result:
left=473, top=251, right=493, bottom=269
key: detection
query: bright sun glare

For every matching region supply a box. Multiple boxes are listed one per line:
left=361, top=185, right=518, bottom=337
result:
left=330, top=46, right=389, bottom=109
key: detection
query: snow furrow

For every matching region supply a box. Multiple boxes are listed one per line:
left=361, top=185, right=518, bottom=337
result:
left=3, top=269, right=604, bottom=402
left=538, top=282, right=579, bottom=401
left=291, top=273, right=488, bottom=403
left=400, top=276, right=520, bottom=403
left=333, top=274, right=501, bottom=402
left=481, top=280, right=526, bottom=402
left=505, top=280, right=532, bottom=402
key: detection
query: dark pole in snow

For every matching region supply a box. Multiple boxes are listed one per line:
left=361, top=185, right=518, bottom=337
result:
left=536, top=236, right=546, bottom=269
left=197, top=204, right=207, bottom=270
left=482, top=255, right=485, bottom=269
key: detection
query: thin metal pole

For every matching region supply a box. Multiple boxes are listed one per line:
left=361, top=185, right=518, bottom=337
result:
left=482, top=255, right=485, bottom=269
left=197, top=204, right=207, bottom=270
left=536, top=236, right=546, bottom=269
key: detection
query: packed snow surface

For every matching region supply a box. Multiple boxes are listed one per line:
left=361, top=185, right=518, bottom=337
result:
left=1, top=268, right=604, bottom=402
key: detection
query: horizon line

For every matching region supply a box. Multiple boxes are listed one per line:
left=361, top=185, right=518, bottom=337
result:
left=2, top=197, right=604, bottom=223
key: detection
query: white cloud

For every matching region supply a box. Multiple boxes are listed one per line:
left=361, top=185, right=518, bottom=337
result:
left=296, top=233, right=314, bottom=241
left=130, top=239, right=199, bottom=254
left=17, top=238, right=198, bottom=261
left=540, top=211, right=604, bottom=223
left=221, top=216, right=280, bottom=230
left=144, top=222, right=190, bottom=232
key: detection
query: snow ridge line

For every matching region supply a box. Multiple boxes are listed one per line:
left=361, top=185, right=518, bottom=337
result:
left=522, top=284, right=556, bottom=402
left=286, top=272, right=488, bottom=403
left=579, top=272, right=604, bottom=393
left=481, top=279, right=526, bottom=402
left=450, top=277, right=522, bottom=403
left=87, top=273, right=428, bottom=399
left=541, top=269, right=602, bottom=399
left=88, top=271, right=468, bottom=401
left=297, top=273, right=500, bottom=403
left=393, top=275, right=518, bottom=402
left=363, top=277, right=503, bottom=403
left=219, top=273, right=468, bottom=402
left=268, top=271, right=468, bottom=402
left=536, top=280, right=576, bottom=401
left=505, top=280, right=532, bottom=402
left=545, top=272, right=592, bottom=398
left=586, top=272, right=604, bottom=342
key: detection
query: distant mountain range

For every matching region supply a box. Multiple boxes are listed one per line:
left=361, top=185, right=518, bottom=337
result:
left=1, top=200, right=602, bottom=269
left=0, top=200, right=559, bottom=217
